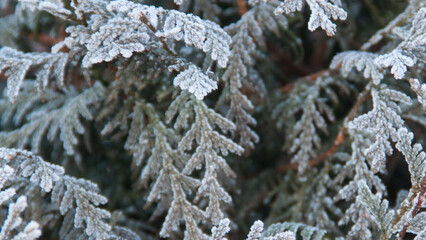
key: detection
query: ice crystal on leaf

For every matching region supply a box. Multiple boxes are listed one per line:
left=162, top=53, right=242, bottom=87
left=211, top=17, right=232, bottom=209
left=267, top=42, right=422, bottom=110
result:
left=159, top=11, right=232, bottom=68
left=0, top=165, right=16, bottom=211
left=409, top=78, right=426, bottom=110
left=330, top=51, right=383, bottom=85
left=247, top=220, right=264, bottom=240
left=304, top=0, right=347, bottom=36
left=374, top=50, right=416, bottom=80
left=348, top=86, right=411, bottom=173
left=20, top=153, right=65, bottom=193
left=81, top=17, right=151, bottom=68
left=0, top=47, right=68, bottom=102
left=211, top=219, right=297, bottom=240
left=0, top=148, right=139, bottom=240
left=407, top=213, right=426, bottom=239
left=20, top=0, right=72, bottom=19
left=108, top=0, right=232, bottom=68
left=260, top=222, right=325, bottom=240
left=1, top=0, right=426, bottom=239
left=52, top=176, right=112, bottom=239
left=53, top=15, right=151, bottom=68
left=334, top=85, right=421, bottom=239
left=211, top=218, right=231, bottom=240
left=166, top=93, right=243, bottom=225
left=268, top=165, right=343, bottom=234
left=269, top=0, right=303, bottom=14
left=219, top=2, right=287, bottom=151
left=253, top=0, right=347, bottom=36
left=357, top=180, right=395, bottom=239
left=0, top=82, right=105, bottom=155
left=0, top=163, right=42, bottom=240
left=0, top=148, right=65, bottom=193
left=174, top=65, right=217, bottom=100
left=112, top=100, right=208, bottom=240
left=391, top=128, right=426, bottom=239
left=273, top=76, right=350, bottom=173
left=0, top=196, right=42, bottom=240
left=394, top=128, right=426, bottom=186
left=333, top=136, right=386, bottom=239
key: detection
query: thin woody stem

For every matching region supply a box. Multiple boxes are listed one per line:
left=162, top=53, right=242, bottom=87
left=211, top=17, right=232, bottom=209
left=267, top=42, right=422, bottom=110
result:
left=276, top=83, right=371, bottom=173
left=397, top=175, right=426, bottom=240
left=237, top=0, right=248, bottom=15
left=71, top=0, right=88, bottom=27
left=138, top=12, right=176, bottom=56
left=280, top=68, right=337, bottom=93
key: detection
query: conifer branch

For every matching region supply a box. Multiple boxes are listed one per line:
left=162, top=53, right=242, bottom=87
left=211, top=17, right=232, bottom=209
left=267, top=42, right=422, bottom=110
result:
left=276, top=83, right=371, bottom=173
left=138, top=12, right=176, bottom=56
left=396, top=170, right=426, bottom=239
left=1, top=0, right=425, bottom=239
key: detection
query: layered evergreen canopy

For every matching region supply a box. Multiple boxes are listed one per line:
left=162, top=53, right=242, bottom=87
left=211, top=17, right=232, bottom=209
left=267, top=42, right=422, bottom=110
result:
left=0, top=0, right=425, bottom=239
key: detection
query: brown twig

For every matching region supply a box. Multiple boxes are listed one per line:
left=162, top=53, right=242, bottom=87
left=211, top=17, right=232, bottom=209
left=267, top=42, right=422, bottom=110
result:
left=276, top=83, right=371, bottom=173
left=71, top=0, right=88, bottom=27
left=237, top=0, right=248, bottom=16
left=29, top=31, right=66, bottom=47
left=138, top=13, right=176, bottom=57
left=280, top=65, right=340, bottom=93
left=397, top=175, right=426, bottom=240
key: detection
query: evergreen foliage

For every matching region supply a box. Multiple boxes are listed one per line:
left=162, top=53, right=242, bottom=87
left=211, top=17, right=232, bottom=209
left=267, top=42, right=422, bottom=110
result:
left=0, top=0, right=425, bottom=239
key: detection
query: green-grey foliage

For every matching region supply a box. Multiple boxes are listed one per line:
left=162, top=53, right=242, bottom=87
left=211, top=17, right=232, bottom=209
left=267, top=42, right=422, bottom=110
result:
left=0, top=0, right=425, bottom=239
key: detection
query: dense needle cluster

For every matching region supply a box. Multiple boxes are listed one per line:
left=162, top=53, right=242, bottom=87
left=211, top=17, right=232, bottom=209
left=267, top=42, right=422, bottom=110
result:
left=0, top=0, right=425, bottom=239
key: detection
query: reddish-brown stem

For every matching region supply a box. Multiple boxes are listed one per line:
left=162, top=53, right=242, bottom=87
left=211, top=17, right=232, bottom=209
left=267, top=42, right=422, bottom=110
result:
left=276, top=83, right=370, bottom=173
left=237, top=0, right=248, bottom=16
left=138, top=13, right=176, bottom=56
left=71, top=0, right=88, bottom=27
left=397, top=176, right=426, bottom=240
left=280, top=66, right=340, bottom=94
